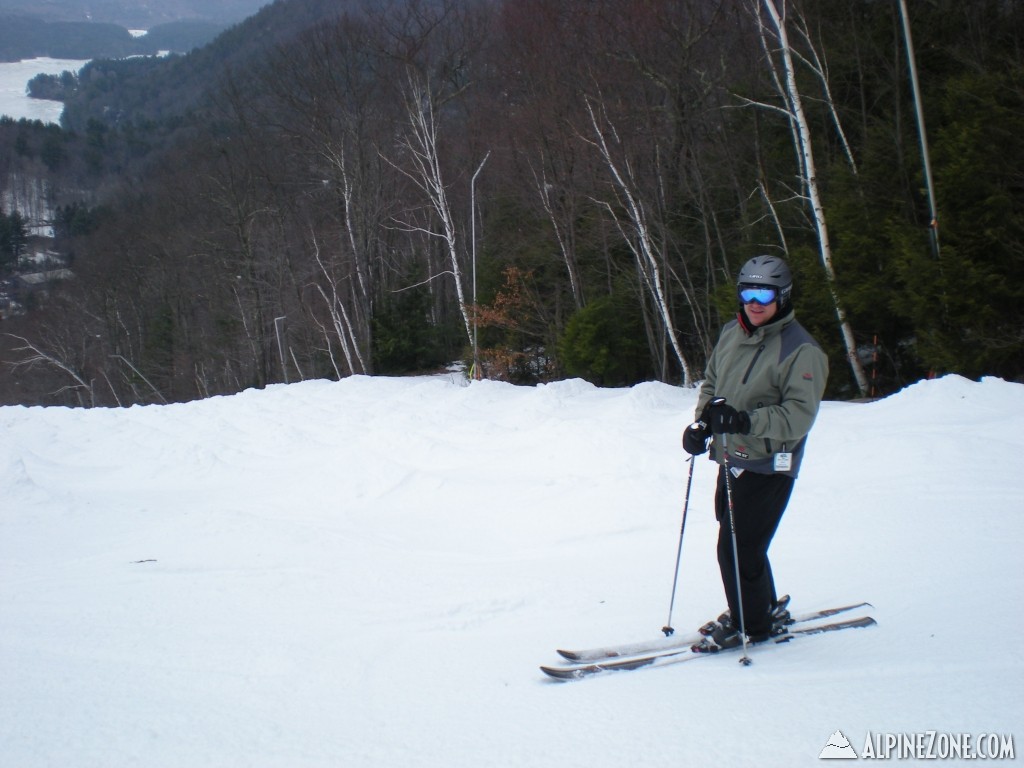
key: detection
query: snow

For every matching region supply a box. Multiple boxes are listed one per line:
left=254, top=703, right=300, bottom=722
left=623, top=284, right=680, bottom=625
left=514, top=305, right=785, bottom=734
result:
left=0, top=58, right=90, bottom=124
left=1, top=372, right=1021, bottom=766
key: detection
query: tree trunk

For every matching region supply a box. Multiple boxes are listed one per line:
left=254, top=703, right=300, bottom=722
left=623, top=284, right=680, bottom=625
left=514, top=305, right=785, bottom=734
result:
left=759, top=0, right=870, bottom=397
left=582, top=96, right=694, bottom=387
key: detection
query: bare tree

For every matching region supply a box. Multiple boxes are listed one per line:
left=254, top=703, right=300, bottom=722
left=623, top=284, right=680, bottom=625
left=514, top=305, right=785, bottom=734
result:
left=6, top=331, right=96, bottom=406
left=371, top=0, right=492, bottom=353
left=581, top=94, right=694, bottom=386
left=529, top=158, right=586, bottom=310
left=309, top=233, right=367, bottom=376
left=754, top=0, right=870, bottom=396
left=390, top=70, right=474, bottom=349
left=248, top=18, right=393, bottom=365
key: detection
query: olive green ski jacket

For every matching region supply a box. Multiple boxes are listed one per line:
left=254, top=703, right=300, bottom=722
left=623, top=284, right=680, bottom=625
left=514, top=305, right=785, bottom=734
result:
left=696, top=310, right=829, bottom=478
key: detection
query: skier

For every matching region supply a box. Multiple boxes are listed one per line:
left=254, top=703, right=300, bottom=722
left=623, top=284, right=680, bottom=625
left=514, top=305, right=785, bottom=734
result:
left=683, top=255, right=828, bottom=651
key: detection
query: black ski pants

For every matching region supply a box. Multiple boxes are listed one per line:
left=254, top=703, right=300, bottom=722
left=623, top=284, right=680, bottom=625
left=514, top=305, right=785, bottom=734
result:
left=714, top=466, right=795, bottom=637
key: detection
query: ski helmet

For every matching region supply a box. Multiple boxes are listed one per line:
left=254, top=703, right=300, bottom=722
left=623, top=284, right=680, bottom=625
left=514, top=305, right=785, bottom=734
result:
left=737, top=255, right=793, bottom=308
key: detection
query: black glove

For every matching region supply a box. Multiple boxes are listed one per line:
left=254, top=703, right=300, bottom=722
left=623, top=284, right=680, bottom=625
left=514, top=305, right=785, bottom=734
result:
left=707, top=401, right=751, bottom=434
left=682, top=421, right=710, bottom=456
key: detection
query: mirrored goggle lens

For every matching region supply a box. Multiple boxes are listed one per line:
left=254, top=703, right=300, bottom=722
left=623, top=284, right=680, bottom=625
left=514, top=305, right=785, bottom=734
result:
left=739, top=287, right=777, bottom=305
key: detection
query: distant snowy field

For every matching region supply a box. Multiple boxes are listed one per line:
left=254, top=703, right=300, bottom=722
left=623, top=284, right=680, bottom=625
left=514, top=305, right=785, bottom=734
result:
left=1, top=372, right=1021, bottom=766
left=0, top=58, right=89, bottom=123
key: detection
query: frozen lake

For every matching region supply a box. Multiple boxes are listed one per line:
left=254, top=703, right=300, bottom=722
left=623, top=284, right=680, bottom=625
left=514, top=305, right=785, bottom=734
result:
left=0, top=58, right=90, bottom=124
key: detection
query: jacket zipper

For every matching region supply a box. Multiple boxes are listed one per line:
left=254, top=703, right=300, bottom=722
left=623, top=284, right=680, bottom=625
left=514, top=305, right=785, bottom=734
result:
left=741, top=343, right=766, bottom=384
left=742, top=343, right=768, bottom=451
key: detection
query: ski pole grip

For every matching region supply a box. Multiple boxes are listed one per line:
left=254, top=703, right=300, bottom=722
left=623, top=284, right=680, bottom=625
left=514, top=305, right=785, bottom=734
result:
left=697, top=396, right=726, bottom=429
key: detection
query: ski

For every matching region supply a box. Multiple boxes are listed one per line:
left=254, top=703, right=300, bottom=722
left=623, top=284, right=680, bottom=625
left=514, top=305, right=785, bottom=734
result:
left=556, top=600, right=871, bottom=662
left=541, top=615, right=876, bottom=680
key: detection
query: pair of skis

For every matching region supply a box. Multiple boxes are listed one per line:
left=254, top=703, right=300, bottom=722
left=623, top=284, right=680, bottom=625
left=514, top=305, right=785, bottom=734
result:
left=541, top=601, right=875, bottom=680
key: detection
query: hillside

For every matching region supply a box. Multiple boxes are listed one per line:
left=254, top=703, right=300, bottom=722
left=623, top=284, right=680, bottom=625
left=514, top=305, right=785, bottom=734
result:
left=0, top=0, right=276, bottom=61
left=56, top=0, right=345, bottom=132
left=1, top=0, right=1021, bottom=408
left=0, top=0, right=271, bottom=28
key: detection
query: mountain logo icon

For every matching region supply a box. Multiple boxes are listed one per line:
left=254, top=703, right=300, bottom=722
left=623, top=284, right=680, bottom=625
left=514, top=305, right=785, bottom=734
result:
left=819, top=729, right=858, bottom=759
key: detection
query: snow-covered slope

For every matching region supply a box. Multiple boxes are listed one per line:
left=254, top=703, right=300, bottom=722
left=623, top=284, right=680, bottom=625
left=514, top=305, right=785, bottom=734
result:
left=1, top=373, right=1021, bottom=767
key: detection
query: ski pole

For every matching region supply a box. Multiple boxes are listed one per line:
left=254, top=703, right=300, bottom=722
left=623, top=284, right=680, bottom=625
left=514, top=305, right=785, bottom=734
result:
left=720, top=430, right=753, bottom=666
left=662, top=454, right=696, bottom=637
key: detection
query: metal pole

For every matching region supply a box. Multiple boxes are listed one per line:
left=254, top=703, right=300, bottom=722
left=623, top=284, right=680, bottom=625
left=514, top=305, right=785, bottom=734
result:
left=898, top=0, right=940, bottom=260
left=721, top=432, right=752, bottom=666
left=662, top=454, right=696, bottom=637
left=274, top=315, right=289, bottom=385
left=470, top=151, right=490, bottom=380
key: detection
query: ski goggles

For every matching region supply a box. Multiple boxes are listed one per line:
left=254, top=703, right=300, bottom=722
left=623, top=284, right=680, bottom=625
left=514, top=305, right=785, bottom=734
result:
left=738, top=286, right=778, bottom=305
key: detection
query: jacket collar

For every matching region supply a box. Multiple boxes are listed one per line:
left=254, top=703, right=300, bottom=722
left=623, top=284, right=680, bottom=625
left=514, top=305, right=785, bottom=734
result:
left=737, top=307, right=795, bottom=337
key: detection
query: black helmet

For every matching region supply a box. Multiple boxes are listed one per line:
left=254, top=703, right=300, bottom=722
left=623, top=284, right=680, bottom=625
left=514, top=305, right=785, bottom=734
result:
left=737, top=255, right=793, bottom=308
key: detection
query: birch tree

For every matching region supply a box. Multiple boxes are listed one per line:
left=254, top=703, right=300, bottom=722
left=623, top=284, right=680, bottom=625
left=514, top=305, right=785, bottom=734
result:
left=390, top=71, right=474, bottom=349
left=252, top=20, right=385, bottom=365
left=371, top=0, right=488, bottom=353
left=529, top=159, right=585, bottom=311
left=581, top=95, right=694, bottom=386
left=755, top=0, right=870, bottom=396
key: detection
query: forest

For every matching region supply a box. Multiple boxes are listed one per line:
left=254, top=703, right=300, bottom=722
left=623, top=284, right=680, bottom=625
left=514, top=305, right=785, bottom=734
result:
left=0, top=0, right=270, bottom=29
left=0, top=0, right=1021, bottom=406
left=0, top=15, right=230, bottom=61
